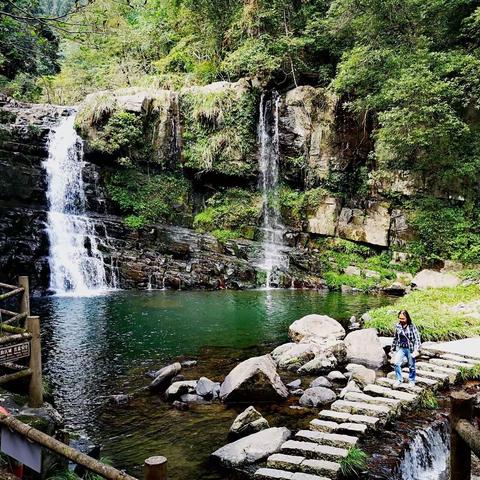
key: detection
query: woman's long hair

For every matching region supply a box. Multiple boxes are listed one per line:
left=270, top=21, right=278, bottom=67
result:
left=398, top=310, right=412, bottom=325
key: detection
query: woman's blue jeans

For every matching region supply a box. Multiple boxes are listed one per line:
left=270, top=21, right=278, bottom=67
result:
left=394, top=347, right=416, bottom=382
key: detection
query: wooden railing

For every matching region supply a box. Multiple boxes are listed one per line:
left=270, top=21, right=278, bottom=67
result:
left=0, top=276, right=42, bottom=407
left=450, top=391, right=480, bottom=480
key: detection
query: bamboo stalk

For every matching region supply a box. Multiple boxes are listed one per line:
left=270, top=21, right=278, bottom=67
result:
left=0, top=333, right=32, bottom=345
left=0, top=288, right=24, bottom=301
left=0, top=308, right=21, bottom=317
left=0, top=368, right=32, bottom=384
left=0, top=413, right=138, bottom=480
left=2, top=362, right=29, bottom=371
left=0, top=283, right=21, bottom=290
left=2, top=312, right=28, bottom=325
left=18, top=276, right=30, bottom=316
left=0, top=324, right=27, bottom=334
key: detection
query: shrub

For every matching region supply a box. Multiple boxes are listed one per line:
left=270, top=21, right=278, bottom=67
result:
left=339, top=447, right=368, bottom=477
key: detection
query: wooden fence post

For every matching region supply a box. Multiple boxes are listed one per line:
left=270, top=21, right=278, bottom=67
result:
left=25, top=316, right=43, bottom=408
left=18, top=276, right=30, bottom=317
left=450, top=391, right=473, bottom=480
left=144, top=456, right=167, bottom=480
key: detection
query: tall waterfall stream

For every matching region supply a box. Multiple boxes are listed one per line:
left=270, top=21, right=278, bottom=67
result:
left=257, top=91, right=289, bottom=288
left=43, top=113, right=117, bottom=295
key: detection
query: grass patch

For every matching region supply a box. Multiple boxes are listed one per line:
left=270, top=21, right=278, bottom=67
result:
left=458, top=363, right=480, bottom=381
left=419, top=390, right=438, bottom=410
left=339, top=447, right=368, bottom=477
left=366, top=284, right=480, bottom=340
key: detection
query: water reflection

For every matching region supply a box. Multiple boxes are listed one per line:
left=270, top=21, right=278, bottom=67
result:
left=33, top=289, right=395, bottom=479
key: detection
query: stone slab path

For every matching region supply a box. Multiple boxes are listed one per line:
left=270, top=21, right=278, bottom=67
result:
left=253, top=341, right=480, bottom=480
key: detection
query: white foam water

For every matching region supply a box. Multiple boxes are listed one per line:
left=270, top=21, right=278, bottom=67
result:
left=257, top=91, right=289, bottom=288
left=397, top=420, right=449, bottom=480
left=43, top=113, right=117, bottom=296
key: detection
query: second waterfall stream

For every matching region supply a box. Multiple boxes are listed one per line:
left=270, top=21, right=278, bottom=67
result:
left=258, top=91, right=289, bottom=288
left=43, top=112, right=117, bottom=296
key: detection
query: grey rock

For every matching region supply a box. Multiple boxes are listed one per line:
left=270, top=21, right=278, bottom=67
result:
left=327, top=371, right=347, bottom=384
left=271, top=342, right=322, bottom=370
left=220, top=354, right=289, bottom=403
left=289, top=314, right=346, bottom=343
left=165, top=380, right=197, bottom=400
left=340, top=380, right=362, bottom=399
left=108, top=394, right=133, bottom=406
left=211, top=427, right=291, bottom=468
left=299, top=387, right=336, bottom=407
left=180, top=393, right=208, bottom=403
left=286, top=379, right=302, bottom=389
left=149, top=362, right=182, bottom=392
left=290, top=389, right=305, bottom=396
left=229, top=406, right=270, bottom=438
left=172, top=400, right=189, bottom=411
left=412, top=269, right=460, bottom=290
left=181, top=360, right=197, bottom=368
left=196, top=377, right=219, bottom=398
left=309, top=376, right=332, bottom=388
left=298, top=355, right=337, bottom=375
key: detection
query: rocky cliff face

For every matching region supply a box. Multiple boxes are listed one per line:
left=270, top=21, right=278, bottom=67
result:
left=0, top=81, right=421, bottom=293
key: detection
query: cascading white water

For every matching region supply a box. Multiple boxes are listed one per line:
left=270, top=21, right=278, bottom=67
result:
left=257, top=91, right=289, bottom=288
left=396, top=421, right=450, bottom=480
left=43, top=113, right=116, bottom=296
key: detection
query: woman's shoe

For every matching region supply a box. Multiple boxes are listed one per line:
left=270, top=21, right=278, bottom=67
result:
left=408, top=381, right=416, bottom=386
left=393, top=381, right=402, bottom=388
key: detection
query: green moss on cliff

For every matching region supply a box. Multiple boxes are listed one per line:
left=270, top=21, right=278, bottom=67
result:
left=194, top=188, right=261, bottom=239
left=106, top=170, right=191, bottom=228
left=180, top=86, right=258, bottom=176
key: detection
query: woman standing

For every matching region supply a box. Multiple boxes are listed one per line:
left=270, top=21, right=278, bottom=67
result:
left=391, top=310, right=421, bottom=387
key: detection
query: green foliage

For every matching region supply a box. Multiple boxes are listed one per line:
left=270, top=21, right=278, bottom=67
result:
left=458, top=363, right=480, bottom=381
left=107, top=170, right=191, bottom=227
left=339, top=447, right=368, bottom=477
left=419, top=390, right=439, bottom=410
left=407, top=197, right=480, bottom=265
left=366, top=284, right=480, bottom=340
left=181, top=87, right=258, bottom=176
left=193, top=188, right=261, bottom=238
left=0, top=0, right=60, bottom=101
left=324, top=271, right=377, bottom=291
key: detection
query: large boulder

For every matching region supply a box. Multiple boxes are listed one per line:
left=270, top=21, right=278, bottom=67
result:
left=229, top=406, right=270, bottom=439
left=271, top=342, right=322, bottom=370
left=149, top=363, right=182, bottom=392
left=165, top=380, right=197, bottom=400
left=344, top=328, right=386, bottom=369
left=289, top=315, right=346, bottom=343
left=196, top=377, right=220, bottom=398
left=211, top=427, right=291, bottom=468
left=299, top=387, right=336, bottom=407
left=412, top=270, right=460, bottom=290
left=220, top=355, right=289, bottom=403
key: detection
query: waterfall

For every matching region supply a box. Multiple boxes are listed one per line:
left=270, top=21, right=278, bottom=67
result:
left=396, top=420, right=449, bottom=480
left=257, top=91, right=289, bottom=288
left=43, top=113, right=117, bottom=296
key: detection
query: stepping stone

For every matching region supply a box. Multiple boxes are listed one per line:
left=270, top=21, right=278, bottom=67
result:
left=254, top=468, right=293, bottom=480
left=318, top=409, right=380, bottom=427
left=267, top=454, right=304, bottom=472
left=344, top=391, right=401, bottom=408
left=300, top=458, right=341, bottom=477
left=364, top=384, right=417, bottom=403
left=337, top=422, right=368, bottom=435
left=331, top=399, right=391, bottom=417
left=415, top=362, right=460, bottom=382
left=439, top=354, right=479, bottom=365
left=376, top=377, right=423, bottom=394
left=292, top=473, right=332, bottom=480
left=281, top=440, right=348, bottom=461
left=429, top=358, right=475, bottom=369
left=295, top=430, right=358, bottom=448
left=309, top=419, right=338, bottom=433
left=402, top=367, right=449, bottom=383
left=387, top=372, right=438, bottom=387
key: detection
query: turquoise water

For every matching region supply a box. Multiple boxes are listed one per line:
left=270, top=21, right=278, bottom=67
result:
left=33, top=289, right=395, bottom=479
